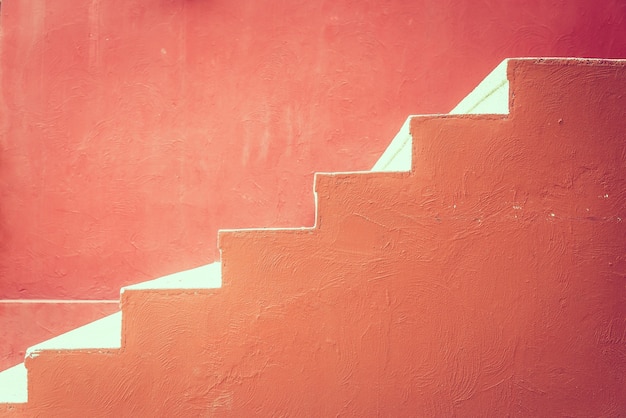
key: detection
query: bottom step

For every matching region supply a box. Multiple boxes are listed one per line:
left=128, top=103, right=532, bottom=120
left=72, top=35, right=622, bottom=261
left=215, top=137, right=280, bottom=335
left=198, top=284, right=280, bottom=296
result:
left=0, top=312, right=122, bottom=405
left=0, top=262, right=220, bottom=406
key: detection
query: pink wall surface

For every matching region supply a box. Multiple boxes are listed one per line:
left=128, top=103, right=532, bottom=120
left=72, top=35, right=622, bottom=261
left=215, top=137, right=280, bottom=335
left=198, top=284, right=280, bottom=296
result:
left=1, top=1, right=625, bottom=300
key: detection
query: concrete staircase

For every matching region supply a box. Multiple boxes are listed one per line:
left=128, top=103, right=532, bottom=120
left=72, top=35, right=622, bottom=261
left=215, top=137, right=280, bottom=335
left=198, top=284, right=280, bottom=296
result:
left=1, top=58, right=625, bottom=416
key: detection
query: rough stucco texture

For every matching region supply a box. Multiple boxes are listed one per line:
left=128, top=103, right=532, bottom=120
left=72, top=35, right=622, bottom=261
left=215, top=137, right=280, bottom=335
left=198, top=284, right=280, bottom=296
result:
left=2, top=0, right=626, bottom=301
left=3, top=59, right=625, bottom=416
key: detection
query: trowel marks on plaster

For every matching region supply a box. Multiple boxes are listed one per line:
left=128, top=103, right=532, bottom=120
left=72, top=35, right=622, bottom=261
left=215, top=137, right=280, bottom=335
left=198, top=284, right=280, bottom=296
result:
left=1, top=59, right=626, bottom=416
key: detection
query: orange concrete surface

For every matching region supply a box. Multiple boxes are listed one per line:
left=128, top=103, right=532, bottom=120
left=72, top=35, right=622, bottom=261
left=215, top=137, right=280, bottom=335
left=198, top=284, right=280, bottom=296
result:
left=2, top=59, right=626, bottom=415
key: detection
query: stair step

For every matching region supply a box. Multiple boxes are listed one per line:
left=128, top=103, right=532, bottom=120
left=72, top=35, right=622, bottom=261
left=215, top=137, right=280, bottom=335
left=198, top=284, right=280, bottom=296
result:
left=371, top=58, right=509, bottom=173
left=26, top=312, right=122, bottom=359
left=0, top=264, right=220, bottom=406
left=0, top=312, right=121, bottom=405
left=330, top=59, right=511, bottom=229
left=116, top=262, right=224, bottom=354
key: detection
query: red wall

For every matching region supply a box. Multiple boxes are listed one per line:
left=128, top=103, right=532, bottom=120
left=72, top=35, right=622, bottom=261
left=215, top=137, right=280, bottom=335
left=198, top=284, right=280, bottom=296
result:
left=2, top=0, right=626, bottom=301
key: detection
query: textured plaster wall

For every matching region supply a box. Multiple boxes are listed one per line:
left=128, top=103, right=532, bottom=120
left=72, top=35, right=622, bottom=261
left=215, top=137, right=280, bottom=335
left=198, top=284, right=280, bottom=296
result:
left=1, top=0, right=626, bottom=368
left=3, top=59, right=625, bottom=416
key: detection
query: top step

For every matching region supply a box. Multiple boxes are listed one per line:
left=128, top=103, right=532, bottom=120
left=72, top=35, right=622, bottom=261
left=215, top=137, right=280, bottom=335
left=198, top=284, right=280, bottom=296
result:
left=371, top=58, right=509, bottom=172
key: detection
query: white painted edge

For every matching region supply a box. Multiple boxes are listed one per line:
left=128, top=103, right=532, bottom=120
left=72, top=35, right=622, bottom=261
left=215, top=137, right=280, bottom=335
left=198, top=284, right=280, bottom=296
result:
left=219, top=227, right=314, bottom=233
left=0, top=363, right=27, bottom=403
left=0, top=299, right=118, bottom=304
